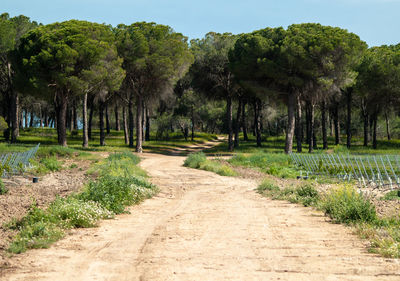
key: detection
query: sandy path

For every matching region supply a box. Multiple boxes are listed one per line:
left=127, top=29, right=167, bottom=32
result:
left=2, top=152, right=400, bottom=280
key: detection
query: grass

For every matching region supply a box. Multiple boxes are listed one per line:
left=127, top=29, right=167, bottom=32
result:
left=6, top=152, right=158, bottom=254
left=381, top=190, right=400, bottom=201
left=228, top=153, right=299, bottom=179
left=184, top=152, right=237, bottom=176
left=0, top=178, right=8, bottom=195
left=257, top=180, right=319, bottom=207
left=257, top=179, right=400, bottom=258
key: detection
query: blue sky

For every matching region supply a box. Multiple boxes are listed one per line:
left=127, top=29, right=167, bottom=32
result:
left=2, top=0, right=399, bottom=47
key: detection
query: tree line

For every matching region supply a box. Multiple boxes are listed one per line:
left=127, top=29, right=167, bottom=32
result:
left=1, top=13, right=399, bottom=153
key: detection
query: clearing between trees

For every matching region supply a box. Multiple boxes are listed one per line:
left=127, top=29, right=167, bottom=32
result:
left=2, top=142, right=400, bottom=280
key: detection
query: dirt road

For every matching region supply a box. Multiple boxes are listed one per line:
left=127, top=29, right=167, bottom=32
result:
left=2, top=152, right=400, bottom=280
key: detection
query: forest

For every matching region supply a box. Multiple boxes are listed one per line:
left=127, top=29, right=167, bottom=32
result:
left=1, top=13, right=399, bottom=153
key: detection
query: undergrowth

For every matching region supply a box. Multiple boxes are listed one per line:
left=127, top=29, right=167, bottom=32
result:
left=228, top=153, right=298, bottom=178
left=7, top=152, right=158, bottom=254
left=257, top=180, right=399, bottom=258
left=184, top=152, right=237, bottom=176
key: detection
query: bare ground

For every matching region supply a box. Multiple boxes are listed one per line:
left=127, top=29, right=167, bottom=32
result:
left=1, top=148, right=400, bottom=280
left=0, top=157, right=94, bottom=267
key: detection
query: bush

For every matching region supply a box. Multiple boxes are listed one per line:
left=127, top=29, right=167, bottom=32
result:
left=295, top=184, right=319, bottom=206
left=48, top=197, right=113, bottom=228
left=37, top=146, right=76, bottom=158
left=0, top=178, right=8, bottom=195
left=321, top=185, right=377, bottom=224
left=78, top=175, right=156, bottom=214
left=8, top=221, right=64, bottom=254
left=184, top=152, right=207, bottom=168
left=257, top=179, right=280, bottom=194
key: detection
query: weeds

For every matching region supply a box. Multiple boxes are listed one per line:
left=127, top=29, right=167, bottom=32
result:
left=184, top=152, right=237, bottom=176
left=320, top=185, right=377, bottom=224
left=7, top=152, right=158, bottom=254
left=0, top=178, right=8, bottom=195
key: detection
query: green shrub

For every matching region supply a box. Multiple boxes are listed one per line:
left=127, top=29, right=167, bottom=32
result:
left=257, top=179, right=280, bottom=194
left=0, top=178, right=8, bottom=195
left=321, top=185, right=377, bottom=224
left=8, top=221, right=64, bottom=254
left=37, top=146, right=76, bottom=158
left=381, top=190, right=400, bottom=201
left=216, top=165, right=237, bottom=176
left=295, top=184, right=319, bottom=206
left=48, top=197, right=113, bottom=228
left=184, top=152, right=207, bottom=168
left=78, top=175, right=157, bottom=214
left=39, top=156, right=62, bottom=172
left=108, top=152, right=140, bottom=165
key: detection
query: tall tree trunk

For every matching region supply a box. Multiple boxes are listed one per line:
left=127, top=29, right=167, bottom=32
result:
left=141, top=102, right=146, bottom=142
left=333, top=103, right=340, bottom=145
left=241, top=99, right=248, bottom=141
left=99, top=101, right=105, bottom=146
left=361, top=102, right=369, bottom=146
left=128, top=97, right=134, bottom=148
left=234, top=98, right=242, bottom=148
left=385, top=112, right=391, bottom=140
left=295, top=94, right=303, bottom=152
left=29, top=111, right=34, bottom=127
left=372, top=114, right=378, bottom=149
left=10, top=92, right=19, bottom=143
left=24, top=109, right=28, bottom=129
left=305, top=104, right=310, bottom=146
left=115, top=104, right=120, bottom=131
left=67, top=105, right=72, bottom=131
left=82, top=93, right=88, bottom=148
left=145, top=106, right=150, bottom=141
left=55, top=91, right=68, bottom=147
left=19, top=109, right=23, bottom=130
left=321, top=100, right=327, bottom=150
left=346, top=88, right=352, bottom=148
left=254, top=99, right=262, bottom=147
left=136, top=95, right=143, bottom=152
left=73, top=101, right=77, bottom=131
left=307, top=101, right=315, bottom=153
left=88, top=99, right=94, bottom=140
left=123, top=106, right=129, bottom=145
left=191, top=107, right=195, bottom=141
left=105, top=103, right=110, bottom=135
left=227, top=96, right=234, bottom=151
left=39, top=109, right=43, bottom=128
left=44, top=111, right=48, bottom=127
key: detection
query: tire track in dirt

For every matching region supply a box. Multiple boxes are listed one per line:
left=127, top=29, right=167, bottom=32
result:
left=2, top=150, right=400, bottom=280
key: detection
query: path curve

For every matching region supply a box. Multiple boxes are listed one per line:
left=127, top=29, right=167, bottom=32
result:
left=2, top=152, right=400, bottom=280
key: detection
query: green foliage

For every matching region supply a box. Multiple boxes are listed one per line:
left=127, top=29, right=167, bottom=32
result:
left=295, top=184, right=320, bottom=206
left=78, top=175, right=155, bottom=214
left=257, top=180, right=319, bottom=207
left=321, top=185, right=377, bottom=224
left=184, top=152, right=207, bottom=168
left=381, top=190, right=400, bottom=201
left=257, top=179, right=280, bottom=194
left=8, top=221, right=64, bottom=254
left=37, top=146, right=77, bottom=158
left=228, top=152, right=298, bottom=178
left=0, top=178, right=8, bottom=195
left=0, top=116, right=8, bottom=131
left=7, top=152, right=157, bottom=253
left=48, top=197, right=113, bottom=228
left=31, top=156, right=62, bottom=175
left=184, top=152, right=237, bottom=176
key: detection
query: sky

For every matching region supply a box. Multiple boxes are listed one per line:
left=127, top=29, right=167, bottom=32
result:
left=2, top=0, right=400, bottom=47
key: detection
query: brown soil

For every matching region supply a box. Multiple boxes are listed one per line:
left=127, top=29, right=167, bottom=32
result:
left=2, top=146, right=400, bottom=280
left=0, top=156, right=96, bottom=268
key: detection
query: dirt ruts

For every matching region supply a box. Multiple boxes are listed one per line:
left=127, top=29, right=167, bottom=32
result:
left=1, top=149, right=400, bottom=280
